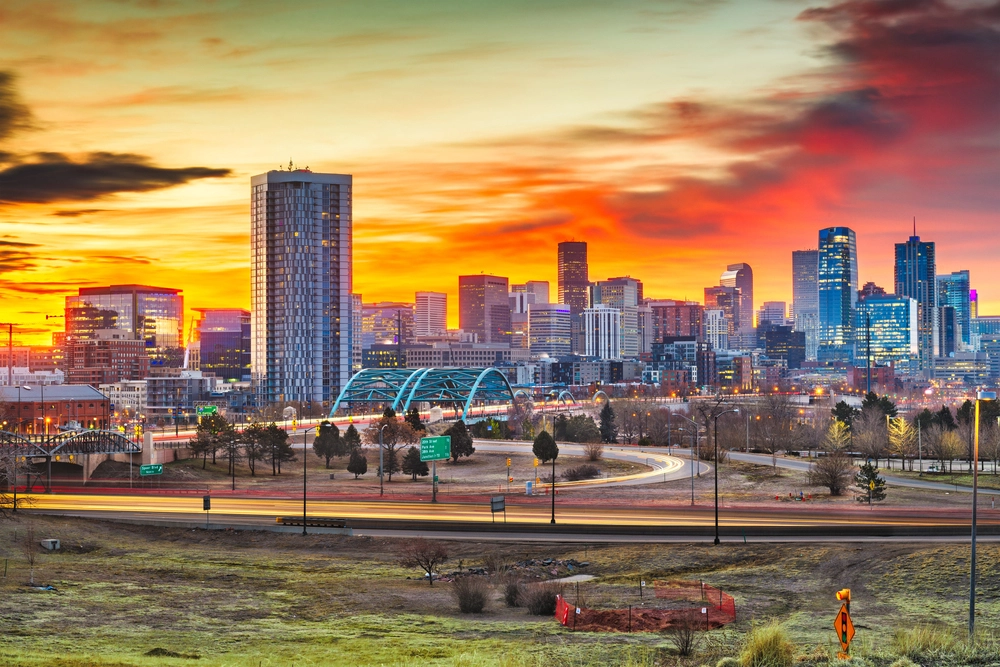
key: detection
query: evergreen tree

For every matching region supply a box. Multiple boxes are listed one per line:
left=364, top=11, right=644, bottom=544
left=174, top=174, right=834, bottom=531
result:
left=855, top=460, right=887, bottom=503
left=378, top=447, right=400, bottom=480
left=347, top=447, right=368, bottom=478
left=382, top=406, right=397, bottom=419
left=831, top=401, right=860, bottom=427
left=935, top=406, right=958, bottom=430
left=861, top=392, right=898, bottom=418
left=554, top=414, right=569, bottom=441
left=956, top=399, right=975, bottom=426
left=402, top=446, right=429, bottom=480
left=914, top=408, right=935, bottom=431
left=343, top=423, right=362, bottom=451
left=405, top=407, right=425, bottom=433
left=532, top=429, right=559, bottom=463
left=445, top=420, right=475, bottom=462
left=599, top=402, right=617, bottom=444
left=312, top=420, right=342, bottom=468
left=265, top=423, right=295, bottom=475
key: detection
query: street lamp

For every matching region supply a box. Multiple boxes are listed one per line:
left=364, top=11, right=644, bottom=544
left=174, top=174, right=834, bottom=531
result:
left=713, top=408, right=740, bottom=545
left=296, top=424, right=319, bottom=537
left=674, top=413, right=699, bottom=506
left=379, top=423, right=389, bottom=497
left=970, top=390, right=996, bottom=636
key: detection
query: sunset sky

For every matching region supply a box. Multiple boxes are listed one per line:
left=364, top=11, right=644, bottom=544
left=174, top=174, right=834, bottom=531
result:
left=1, top=0, right=998, bottom=345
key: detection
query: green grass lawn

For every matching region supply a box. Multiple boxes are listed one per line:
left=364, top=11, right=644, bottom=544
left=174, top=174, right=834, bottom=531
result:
left=2, top=516, right=1000, bottom=666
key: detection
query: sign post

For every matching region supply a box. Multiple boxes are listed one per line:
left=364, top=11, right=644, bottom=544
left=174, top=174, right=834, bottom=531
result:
left=490, top=495, right=506, bottom=524
left=834, top=589, right=855, bottom=658
left=139, top=464, right=163, bottom=476
left=420, top=436, right=451, bottom=503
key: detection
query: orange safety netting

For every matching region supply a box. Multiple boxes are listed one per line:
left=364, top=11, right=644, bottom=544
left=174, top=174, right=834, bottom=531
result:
left=554, top=580, right=736, bottom=633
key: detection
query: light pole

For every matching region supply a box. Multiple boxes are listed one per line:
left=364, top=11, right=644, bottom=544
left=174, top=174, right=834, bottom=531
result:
left=970, top=390, right=996, bottom=636
left=674, top=413, right=699, bottom=505
left=297, top=424, right=318, bottom=536
left=550, top=447, right=557, bottom=525
left=379, top=423, right=388, bottom=497
left=713, top=408, right=740, bottom=545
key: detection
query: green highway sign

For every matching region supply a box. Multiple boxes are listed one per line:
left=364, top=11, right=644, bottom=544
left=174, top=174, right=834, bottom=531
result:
left=139, top=464, right=163, bottom=476
left=196, top=406, right=218, bottom=416
left=420, top=436, right=451, bottom=462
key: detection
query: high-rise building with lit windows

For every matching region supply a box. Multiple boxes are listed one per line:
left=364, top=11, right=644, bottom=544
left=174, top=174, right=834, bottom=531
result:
left=818, top=227, right=858, bottom=361
left=937, top=271, right=971, bottom=350
left=894, top=229, right=936, bottom=373
left=414, top=292, right=447, bottom=338
left=459, top=274, right=510, bottom=344
left=251, top=169, right=352, bottom=406
left=558, top=241, right=589, bottom=353
left=792, top=249, right=819, bottom=361
left=854, top=296, right=918, bottom=369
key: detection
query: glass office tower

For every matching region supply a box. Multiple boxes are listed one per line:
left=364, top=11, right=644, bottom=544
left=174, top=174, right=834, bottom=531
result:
left=65, top=284, right=184, bottom=367
left=937, top=270, right=971, bottom=350
left=894, top=232, right=936, bottom=374
left=854, top=296, right=918, bottom=369
left=792, top=249, right=819, bottom=361
left=193, top=308, right=251, bottom=382
left=817, top=227, right=858, bottom=361
left=251, top=169, right=352, bottom=406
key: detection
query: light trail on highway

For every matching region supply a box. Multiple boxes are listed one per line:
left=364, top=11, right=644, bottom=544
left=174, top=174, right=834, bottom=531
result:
left=23, top=493, right=1000, bottom=529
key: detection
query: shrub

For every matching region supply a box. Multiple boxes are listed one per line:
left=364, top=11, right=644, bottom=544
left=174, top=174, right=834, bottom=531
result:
left=482, top=553, right=513, bottom=579
left=717, top=659, right=740, bottom=667
left=738, top=621, right=795, bottom=667
left=399, top=539, right=449, bottom=587
left=562, top=464, right=601, bottom=482
left=584, top=441, right=604, bottom=462
left=663, top=609, right=701, bottom=656
left=501, top=577, right=525, bottom=607
left=522, top=583, right=563, bottom=616
left=451, top=576, right=490, bottom=614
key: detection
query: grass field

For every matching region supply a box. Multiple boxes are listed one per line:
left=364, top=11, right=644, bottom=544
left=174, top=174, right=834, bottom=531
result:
left=3, top=515, right=1000, bottom=666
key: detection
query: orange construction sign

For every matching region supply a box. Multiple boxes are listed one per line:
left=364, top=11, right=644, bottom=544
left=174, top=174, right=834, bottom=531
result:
left=834, top=603, right=855, bottom=651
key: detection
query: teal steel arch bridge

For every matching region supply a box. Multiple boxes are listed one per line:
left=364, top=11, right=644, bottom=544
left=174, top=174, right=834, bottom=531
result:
left=329, top=367, right=516, bottom=421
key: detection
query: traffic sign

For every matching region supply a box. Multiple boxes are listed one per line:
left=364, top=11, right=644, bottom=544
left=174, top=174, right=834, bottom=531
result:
left=834, top=603, right=855, bottom=651
left=196, top=406, right=218, bottom=416
left=139, top=464, right=163, bottom=476
left=869, top=481, right=875, bottom=490
left=420, top=436, right=451, bottom=462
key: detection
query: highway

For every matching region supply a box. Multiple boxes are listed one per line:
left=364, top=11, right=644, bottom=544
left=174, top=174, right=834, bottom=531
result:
left=23, top=491, right=1000, bottom=542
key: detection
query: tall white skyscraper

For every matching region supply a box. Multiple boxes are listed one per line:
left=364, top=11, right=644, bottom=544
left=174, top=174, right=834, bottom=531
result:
left=251, top=169, right=352, bottom=406
left=583, top=305, right=621, bottom=360
left=414, top=291, right=447, bottom=337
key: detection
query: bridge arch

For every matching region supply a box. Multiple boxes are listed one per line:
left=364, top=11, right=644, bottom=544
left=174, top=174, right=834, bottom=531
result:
left=330, top=367, right=516, bottom=420
left=592, top=390, right=610, bottom=404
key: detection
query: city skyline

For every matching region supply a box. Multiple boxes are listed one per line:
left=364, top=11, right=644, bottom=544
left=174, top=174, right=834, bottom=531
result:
left=2, top=1, right=1000, bottom=344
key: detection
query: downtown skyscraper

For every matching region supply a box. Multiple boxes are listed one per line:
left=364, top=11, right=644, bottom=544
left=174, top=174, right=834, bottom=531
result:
left=558, top=241, right=589, bottom=353
left=817, top=227, right=858, bottom=361
left=458, top=274, right=511, bottom=344
left=791, top=249, right=819, bottom=361
left=720, top=263, right=754, bottom=348
left=894, top=228, right=936, bottom=374
left=251, top=169, right=353, bottom=406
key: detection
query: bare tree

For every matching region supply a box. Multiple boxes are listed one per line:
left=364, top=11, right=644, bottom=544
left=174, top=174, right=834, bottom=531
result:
left=506, top=395, right=534, bottom=441
left=363, top=411, right=418, bottom=482
left=808, top=451, right=855, bottom=496
left=0, top=447, right=30, bottom=517
left=399, top=538, right=449, bottom=586
left=823, top=420, right=851, bottom=453
left=981, top=423, right=1000, bottom=475
left=853, top=407, right=888, bottom=465
left=888, top=417, right=917, bottom=471
left=925, top=424, right=963, bottom=473
left=617, top=400, right=644, bottom=444
left=757, top=394, right=802, bottom=465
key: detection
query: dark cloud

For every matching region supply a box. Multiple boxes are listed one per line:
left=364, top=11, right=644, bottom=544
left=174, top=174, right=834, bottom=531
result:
left=0, top=239, right=39, bottom=248
left=0, top=280, right=91, bottom=295
left=0, top=152, right=231, bottom=204
left=0, top=248, right=36, bottom=273
left=52, top=209, right=109, bottom=217
left=88, top=254, right=153, bottom=265
left=0, top=71, right=32, bottom=142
